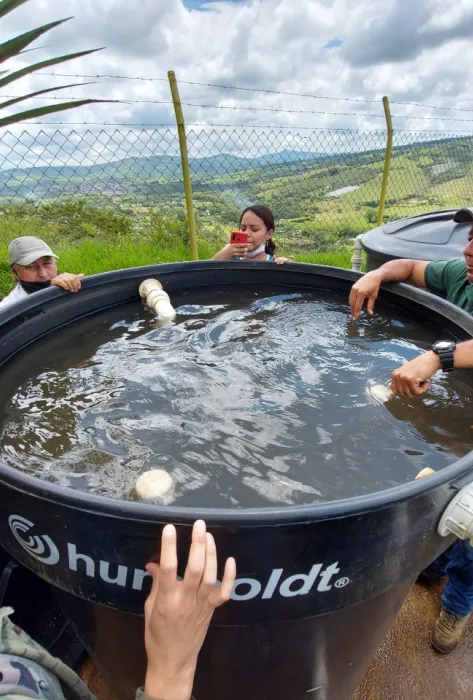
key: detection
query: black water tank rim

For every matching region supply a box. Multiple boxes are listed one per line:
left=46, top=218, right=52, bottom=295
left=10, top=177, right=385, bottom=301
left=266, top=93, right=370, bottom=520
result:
left=2, top=260, right=473, bottom=332
left=1, top=453, right=473, bottom=526
left=1, top=261, right=473, bottom=526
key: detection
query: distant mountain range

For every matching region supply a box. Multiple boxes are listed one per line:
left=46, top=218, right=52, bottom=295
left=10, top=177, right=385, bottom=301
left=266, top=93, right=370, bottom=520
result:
left=0, top=149, right=326, bottom=183
left=1, top=135, right=470, bottom=204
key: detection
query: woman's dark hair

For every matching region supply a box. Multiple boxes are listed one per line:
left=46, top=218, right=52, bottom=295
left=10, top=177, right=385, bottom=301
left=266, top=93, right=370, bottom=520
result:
left=239, top=204, right=276, bottom=256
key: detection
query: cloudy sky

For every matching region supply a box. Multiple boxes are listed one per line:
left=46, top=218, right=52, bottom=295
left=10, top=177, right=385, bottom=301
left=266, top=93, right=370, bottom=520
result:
left=1, top=0, right=473, bottom=166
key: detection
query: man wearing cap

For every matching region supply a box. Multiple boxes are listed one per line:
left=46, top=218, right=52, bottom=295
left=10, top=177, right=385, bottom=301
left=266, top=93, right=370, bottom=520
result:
left=348, top=207, right=473, bottom=654
left=0, top=236, right=84, bottom=311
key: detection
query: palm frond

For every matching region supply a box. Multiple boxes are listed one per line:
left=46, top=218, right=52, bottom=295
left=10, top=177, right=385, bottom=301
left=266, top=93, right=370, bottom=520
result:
left=0, top=99, right=100, bottom=127
left=0, top=0, right=107, bottom=128
left=0, top=17, right=72, bottom=65
left=0, top=0, right=29, bottom=21
left=0, top=82, right=94, bottom=109
left=0, top=47, right=104, bottom=89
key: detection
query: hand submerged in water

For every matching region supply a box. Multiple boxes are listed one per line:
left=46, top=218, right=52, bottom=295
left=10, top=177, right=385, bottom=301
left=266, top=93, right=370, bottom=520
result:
left=391, top=351, right=441, bottom=398
left=349, top=271, right=382, bottom=319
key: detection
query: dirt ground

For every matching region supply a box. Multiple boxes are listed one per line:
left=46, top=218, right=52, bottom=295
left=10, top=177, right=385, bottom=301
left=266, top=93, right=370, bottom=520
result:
left=81, top=579, right=473, bottom=700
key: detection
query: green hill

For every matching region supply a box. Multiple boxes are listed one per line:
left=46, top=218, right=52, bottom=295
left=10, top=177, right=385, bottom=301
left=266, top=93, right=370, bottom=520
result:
left=0, top=133, right=472, bottom=250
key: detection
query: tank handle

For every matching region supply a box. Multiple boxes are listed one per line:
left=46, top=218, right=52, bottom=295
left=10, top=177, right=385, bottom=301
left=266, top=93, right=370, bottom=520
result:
left=438, top=482, right=473, bottom=542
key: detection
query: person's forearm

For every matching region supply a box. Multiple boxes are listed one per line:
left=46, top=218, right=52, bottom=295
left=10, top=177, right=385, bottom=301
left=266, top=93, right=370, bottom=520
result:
left=453, top=340, right=473, bottom=369
left=137, top=692, right=195, bottom=700
left=371, top=259, right=416, bottom=283
left=418, top=340, right=473, bottom=375
left=143, top=666, right=195, bottom=700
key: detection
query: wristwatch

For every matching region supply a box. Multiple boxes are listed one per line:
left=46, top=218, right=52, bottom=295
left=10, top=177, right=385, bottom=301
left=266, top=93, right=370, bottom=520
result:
left=431, top=340, right=457, bottom=372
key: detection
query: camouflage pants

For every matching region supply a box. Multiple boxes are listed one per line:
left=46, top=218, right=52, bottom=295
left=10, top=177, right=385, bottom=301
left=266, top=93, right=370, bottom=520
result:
left=0, top=607, right=95, bottom=700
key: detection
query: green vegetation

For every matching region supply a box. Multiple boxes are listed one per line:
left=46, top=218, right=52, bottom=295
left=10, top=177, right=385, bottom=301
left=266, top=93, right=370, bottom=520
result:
left=1, top=134, right=471, bottom=299
left=0, top=200, right=352, bottom=298
left=0, top=0, right=103, bottom=127
left=2, top=134, right=472, bottom=247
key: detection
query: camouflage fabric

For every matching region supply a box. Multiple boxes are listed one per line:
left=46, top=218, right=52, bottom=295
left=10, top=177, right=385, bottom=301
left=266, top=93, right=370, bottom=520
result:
left=0, top=607, right=192, bottom=700
left=0, top=607, right=95, bottom=700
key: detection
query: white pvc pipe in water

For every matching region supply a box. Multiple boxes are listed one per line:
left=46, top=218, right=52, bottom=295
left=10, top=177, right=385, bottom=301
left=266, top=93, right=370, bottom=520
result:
left=139, top=278, right=176, bottom=320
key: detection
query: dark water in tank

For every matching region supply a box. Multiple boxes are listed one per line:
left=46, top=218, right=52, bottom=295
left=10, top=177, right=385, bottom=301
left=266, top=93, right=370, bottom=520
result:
left=1, top=287, right=473, bottom=507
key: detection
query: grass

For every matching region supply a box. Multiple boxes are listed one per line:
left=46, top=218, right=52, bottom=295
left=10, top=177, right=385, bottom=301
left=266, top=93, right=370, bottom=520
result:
left=0, top=238, right=353, bottom=299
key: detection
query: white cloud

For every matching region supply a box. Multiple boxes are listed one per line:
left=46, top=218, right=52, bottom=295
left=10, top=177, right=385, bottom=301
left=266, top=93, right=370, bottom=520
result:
left=0, top=0, right=472, bottom=166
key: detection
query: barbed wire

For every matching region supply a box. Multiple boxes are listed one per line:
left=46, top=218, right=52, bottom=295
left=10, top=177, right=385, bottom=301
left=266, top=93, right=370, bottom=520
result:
left=9, top=121, right=378, bottom=130
left=13, top=121, right=473, bottom=134
left=7, top=93, right=473, bottom=123
left=3, top=93, right=386, bottom=118
left=35, top=71, right=473, bottom=114
left=37, top=71, right=170, bottom=84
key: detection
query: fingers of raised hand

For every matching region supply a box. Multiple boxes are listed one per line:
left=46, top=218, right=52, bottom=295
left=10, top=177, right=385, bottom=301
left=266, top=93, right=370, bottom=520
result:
left=183, top=520, right=207, bottom=590
left=196, top=532, right=218, bottom=602
left=209, top=556, right=236, bottom=608
left=144, top=561, right=160, bottom=617
left=158, top=524, right=178, bottom=597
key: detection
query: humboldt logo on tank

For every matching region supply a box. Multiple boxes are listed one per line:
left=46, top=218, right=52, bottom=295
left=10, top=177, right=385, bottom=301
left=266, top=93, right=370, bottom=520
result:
left=8, top=515, right=60, bottom=565
left=8, top=514, right=351, bottom=599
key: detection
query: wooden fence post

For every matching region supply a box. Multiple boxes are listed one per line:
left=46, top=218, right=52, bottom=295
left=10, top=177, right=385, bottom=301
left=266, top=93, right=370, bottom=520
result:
left=168, top=70, right=198, bottom=260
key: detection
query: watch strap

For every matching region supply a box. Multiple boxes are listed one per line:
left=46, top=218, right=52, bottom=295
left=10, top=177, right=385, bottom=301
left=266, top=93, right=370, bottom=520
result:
left=432, top=344, right=455, bottom=372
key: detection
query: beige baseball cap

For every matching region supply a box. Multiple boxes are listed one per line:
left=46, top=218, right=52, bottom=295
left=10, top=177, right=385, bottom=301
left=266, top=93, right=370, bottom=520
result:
left=8, top=236, right=58, bottom=266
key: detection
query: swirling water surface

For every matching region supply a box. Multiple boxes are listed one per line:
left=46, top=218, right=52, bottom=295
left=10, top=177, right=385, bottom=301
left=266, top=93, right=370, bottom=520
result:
left=1, top=287, right=473, bottom=507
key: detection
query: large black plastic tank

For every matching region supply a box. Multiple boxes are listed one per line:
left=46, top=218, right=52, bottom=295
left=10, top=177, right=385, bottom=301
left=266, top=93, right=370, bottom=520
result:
left=1, top=262, right=473, bottom=700
left=362, top=208, right=473, bottom=271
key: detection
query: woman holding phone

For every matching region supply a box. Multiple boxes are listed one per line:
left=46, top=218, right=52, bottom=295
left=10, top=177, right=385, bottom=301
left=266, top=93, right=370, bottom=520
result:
left=212, top=204, right=294, bottom=264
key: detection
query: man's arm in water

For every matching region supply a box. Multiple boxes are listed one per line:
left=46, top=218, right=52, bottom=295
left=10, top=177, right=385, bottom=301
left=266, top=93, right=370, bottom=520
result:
left=349, top=259, right=429, bottom=319
left=391, top=340, right=473, bottom=398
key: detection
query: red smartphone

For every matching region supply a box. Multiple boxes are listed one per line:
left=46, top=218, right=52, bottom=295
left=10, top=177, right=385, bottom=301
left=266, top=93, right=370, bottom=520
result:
left=230, top=230, right=248, bottom=245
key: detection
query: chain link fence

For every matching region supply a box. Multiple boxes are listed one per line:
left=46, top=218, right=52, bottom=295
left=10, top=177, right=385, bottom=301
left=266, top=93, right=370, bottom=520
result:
left=0, top=126, right=472, bottom=255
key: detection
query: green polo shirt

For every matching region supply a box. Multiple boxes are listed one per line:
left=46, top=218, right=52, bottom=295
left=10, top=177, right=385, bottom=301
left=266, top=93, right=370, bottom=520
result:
left=424, top=259, right=473, bottom=313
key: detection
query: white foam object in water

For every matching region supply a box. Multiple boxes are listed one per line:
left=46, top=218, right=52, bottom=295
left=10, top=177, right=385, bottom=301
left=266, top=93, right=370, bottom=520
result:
left=415, top=467, right=436, bottom=480
left=135, top=469, right=173, bottom=500
left=139, top=278, right=163, bottom=299
left=368, top=384, right=393, bottom=403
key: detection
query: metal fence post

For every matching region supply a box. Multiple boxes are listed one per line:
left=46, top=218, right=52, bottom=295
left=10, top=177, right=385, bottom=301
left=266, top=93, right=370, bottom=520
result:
left=168, top=70, right=198, bottom=260
left=377, top=96, right=393, bottom=227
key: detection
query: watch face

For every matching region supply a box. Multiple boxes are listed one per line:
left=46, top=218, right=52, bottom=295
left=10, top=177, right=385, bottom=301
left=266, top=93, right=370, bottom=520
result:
left=434, top=341, right=454, bottom=350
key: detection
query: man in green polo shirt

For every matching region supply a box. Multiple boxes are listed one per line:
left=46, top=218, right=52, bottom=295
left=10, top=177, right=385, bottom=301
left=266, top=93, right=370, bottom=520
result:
left=348, top=217, right=473, bottom=654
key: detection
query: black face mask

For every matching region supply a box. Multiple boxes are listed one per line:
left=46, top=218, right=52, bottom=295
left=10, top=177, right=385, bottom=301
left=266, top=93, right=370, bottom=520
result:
left=19, top=279, right=51, bottom=294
